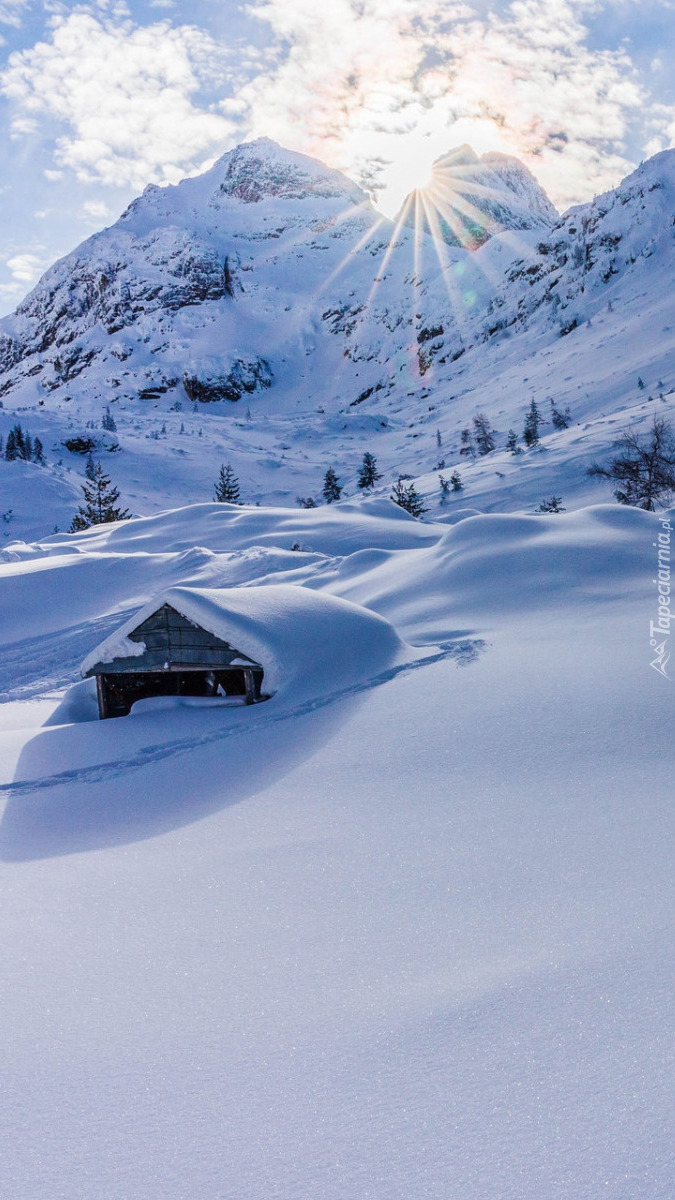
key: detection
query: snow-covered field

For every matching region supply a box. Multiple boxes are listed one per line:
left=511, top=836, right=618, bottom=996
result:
left=0, top=498, right=672, bottom=1198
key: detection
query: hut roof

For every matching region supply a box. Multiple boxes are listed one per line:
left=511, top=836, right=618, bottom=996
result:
left=80, top=584, right=404, bottom=699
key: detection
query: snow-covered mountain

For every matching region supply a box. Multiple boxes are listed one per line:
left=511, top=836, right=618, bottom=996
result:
left=397, top=144, right=558, bottom=248
left=0, top=138, right=674, bottom=542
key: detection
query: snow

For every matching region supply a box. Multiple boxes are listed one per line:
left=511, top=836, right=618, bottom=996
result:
left=80, top=582, right=407, bottom=699
left=0, top=497, right=673, bottom=1198
left=0, top=137, right=674, bottom=1199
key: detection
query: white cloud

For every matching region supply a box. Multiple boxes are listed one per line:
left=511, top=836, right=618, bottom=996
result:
left=82, top=198, right=112, bottom=220
left=0, top=0, right=671, bottom=224
left=1, top=12, right=235, bottom=190
left=0, top=0, right=29, bottom=28
left=6, top=251, right=43, bottom=282
left=0, top=244, right=59, bottom=304
left=235, top=0, right=654, bottom=210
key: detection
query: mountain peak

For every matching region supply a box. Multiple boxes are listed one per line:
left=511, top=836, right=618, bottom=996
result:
left=209, top=138, right=368, bottom=206
left=399, top=145, right=558, bottom=249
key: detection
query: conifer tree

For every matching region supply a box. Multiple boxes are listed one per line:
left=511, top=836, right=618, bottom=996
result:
left=450, top=471, right=463, bottom=491
left=357, top=452, right=382, bottom=489
left=33, top=437, right=45, bottom=464
left=523, top=399, right=543, bottom=447
left=550, top=401, right=571, bottom=430
left=439, top=474, right=451, bottom=501
left=459, top=427, right=476, bottom=459
left=4, top=423, right=32, bottom=460
left=391, top=478, right=428, bottom=517
left=472, top=412, right=495, bottom=455
left=4, top=427, right=18, bottom=460
left=506, top=428, right=521, bottom=454
left=101, top=404, right=117, bottom=432
left=70, top=456, right=130, bottom=530
left=322, top=467, right=342, bottom=503
left=536, top=495, right=566, bottom=513
left=214, top=463, right=241, bottom=504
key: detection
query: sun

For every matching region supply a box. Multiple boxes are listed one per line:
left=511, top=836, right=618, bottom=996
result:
left=375, top=138, right=449, bottom=218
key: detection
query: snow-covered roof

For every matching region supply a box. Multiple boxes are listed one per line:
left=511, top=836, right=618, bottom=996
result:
left=80, top=583, right=404, bottom=700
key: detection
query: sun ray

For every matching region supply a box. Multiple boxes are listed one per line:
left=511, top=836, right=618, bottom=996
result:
left=366, top=191, right=416, bottom=309
left=418, top=191, right=474, bottom=333
left=316, top=209, right=389, bottom=294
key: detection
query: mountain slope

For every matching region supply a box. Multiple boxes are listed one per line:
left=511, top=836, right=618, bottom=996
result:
left=0, top=141, right=674, bottom=542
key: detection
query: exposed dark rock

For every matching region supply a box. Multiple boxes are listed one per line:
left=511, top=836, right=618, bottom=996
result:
left=183, top=356, right=273, bottom=403
left=62, top=436, right=98, bottom=454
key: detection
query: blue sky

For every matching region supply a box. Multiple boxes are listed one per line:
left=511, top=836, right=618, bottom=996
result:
left=0, top=0, right=673, bottom=314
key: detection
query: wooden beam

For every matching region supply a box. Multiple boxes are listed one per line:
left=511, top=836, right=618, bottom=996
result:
left=96, top=674, right=108, bottom=720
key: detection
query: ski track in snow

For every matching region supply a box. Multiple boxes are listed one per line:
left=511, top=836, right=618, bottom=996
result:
left=1, top=639, right=485, bottom=797
left=0, top=611, right=136, bottom=701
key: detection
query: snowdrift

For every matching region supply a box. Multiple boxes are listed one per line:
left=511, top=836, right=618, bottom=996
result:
left=0, top=495, right=673, bottom=1198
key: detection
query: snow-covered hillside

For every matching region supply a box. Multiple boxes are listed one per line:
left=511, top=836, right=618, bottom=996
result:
left=0, top=497, right=672, bottom=1198
left=0, top=139, right=674, bottom=543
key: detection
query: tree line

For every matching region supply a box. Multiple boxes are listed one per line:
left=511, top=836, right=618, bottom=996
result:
left=2, top=423, right=45, bottom=464
left=64, top=410, right=675, bottom=534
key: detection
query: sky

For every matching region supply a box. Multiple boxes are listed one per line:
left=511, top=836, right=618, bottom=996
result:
left=0, top=0, right=673, bottom=314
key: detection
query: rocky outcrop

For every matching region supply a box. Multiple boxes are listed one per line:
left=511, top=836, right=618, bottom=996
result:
left=213, top=138, right=365, bottom=206
left=183, top=356, right=273, bottom=403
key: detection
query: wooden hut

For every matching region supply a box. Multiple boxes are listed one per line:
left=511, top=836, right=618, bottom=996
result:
left=83, top=600, right=265, bottom=719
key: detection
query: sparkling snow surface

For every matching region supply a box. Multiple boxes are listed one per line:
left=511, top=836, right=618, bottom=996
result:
left=0, top=499, right=672, bottom=1199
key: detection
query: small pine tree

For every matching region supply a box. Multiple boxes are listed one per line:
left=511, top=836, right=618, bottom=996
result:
left=450, top=471, right=463, bottom=491
left=439, top=474, right=451, bottom=502
left=296, top=496, right=317, bottom=508
left=70, top=457, right=130, bottom=530
left=22, top=433, right=33, bottom=461
left=523, top=399, right=543, bottom=447
left=13, top=424, right=26, bottom=459
left=472, top=412, right=495, bottom=455
left=459, top=427, right=476, bottom=459
left=506, top=428, right=521, bottom=454
left=214, top=463, right=241, bottom=504
left=33, top=437, right=45, bottom=464
left=638, top=377, right=645, bottom=390
left=436, top=428, right=442, bottom=448
left=322, top=467, right=342, bottom=503
left=550, top=401, right=571, bottom=430
left=391, top=478, right=428, bottom=517
left=101, top=405, right=117, bottom=432
left=4, top=428, right=18, bottom=460
left=536, top=495, right=566, bottom=513
left=357, top=452, right=382, bottom=490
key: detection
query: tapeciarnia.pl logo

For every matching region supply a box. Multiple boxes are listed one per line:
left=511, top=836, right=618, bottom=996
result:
left=650, top=516, right=672, bottom=679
